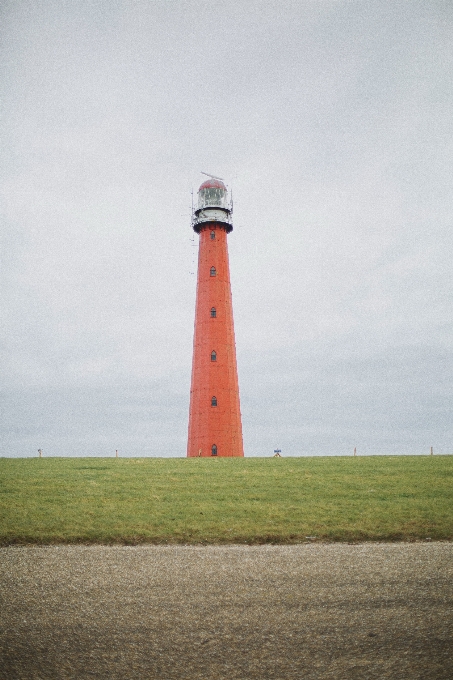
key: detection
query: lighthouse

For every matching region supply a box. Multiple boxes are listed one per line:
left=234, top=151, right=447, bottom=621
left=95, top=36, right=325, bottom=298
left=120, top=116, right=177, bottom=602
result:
left=187, top=176, right=244, bottom=457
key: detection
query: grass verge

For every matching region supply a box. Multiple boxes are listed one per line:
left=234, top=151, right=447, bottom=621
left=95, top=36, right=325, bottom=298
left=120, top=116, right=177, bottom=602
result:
left=0, top=456, right=452, bottom=545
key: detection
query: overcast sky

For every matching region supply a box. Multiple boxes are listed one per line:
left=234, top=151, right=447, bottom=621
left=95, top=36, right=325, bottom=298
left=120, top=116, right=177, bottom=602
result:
left=1, top=0, right=452, bottom=457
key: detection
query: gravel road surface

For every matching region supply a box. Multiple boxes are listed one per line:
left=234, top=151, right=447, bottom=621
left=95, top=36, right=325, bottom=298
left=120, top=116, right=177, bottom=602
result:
left=1, top=543, right=452, bottom=679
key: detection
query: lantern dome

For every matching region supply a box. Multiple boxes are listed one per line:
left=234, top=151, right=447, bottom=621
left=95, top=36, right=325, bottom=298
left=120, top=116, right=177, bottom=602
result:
left=199, top=178, right=227, bottom=191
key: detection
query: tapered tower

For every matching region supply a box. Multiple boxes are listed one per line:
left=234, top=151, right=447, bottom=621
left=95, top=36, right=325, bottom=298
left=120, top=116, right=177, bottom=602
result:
left=187, top=177, right=244, bottom=457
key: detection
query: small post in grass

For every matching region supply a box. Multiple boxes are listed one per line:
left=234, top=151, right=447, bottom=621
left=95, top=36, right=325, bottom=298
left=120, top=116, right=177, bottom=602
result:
left=38, top=449, right=42, bottom=458
left=115, top=449, right=118, bottom=458
left=354, top=447, right=357, bottom=456
left=430, top=446, right=433, bottom=456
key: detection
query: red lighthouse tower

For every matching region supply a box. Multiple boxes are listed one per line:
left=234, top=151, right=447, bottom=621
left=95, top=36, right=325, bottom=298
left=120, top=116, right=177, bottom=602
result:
left=187, top=176, right=244, bottom=457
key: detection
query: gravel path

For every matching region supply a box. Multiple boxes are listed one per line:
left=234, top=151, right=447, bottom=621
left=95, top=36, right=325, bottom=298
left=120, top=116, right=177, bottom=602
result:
left=0, top=543, right=452, bottom=679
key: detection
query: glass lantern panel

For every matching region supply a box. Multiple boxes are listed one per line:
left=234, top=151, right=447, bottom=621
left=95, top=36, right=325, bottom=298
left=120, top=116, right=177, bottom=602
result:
left=199, top=187, right=227, bottom=209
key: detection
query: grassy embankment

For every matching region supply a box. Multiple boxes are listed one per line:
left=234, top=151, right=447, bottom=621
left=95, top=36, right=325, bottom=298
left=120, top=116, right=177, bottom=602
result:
left=0, top=456, right=452, bottom=545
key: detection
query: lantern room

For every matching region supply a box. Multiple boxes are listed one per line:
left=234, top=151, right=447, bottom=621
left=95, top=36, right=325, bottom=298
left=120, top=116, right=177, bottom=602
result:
left=198, top=179, right=229, bottom=210
left=192, top=178, right=233, bottom=233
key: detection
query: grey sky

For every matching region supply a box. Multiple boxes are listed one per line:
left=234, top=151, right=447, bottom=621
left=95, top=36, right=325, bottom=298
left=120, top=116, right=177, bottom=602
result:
left=1, top=0, right=452, bottom=457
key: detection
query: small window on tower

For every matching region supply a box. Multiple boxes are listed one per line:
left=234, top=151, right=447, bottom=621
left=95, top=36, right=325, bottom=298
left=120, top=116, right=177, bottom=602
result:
left=210, top=231, right=215, bottom=240
left=210, top=266, right=216, bottom=276
left=211, top=350, right=217, bottom=361
left=211, top=444, right=218, bottom=456
left=211, top=396, right=217, bottom=407
left=210, top=307, right=216, bottom=318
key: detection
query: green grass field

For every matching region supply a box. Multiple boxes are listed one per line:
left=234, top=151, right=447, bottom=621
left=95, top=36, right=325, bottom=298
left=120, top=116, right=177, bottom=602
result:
left=0, top=456, right=452, bottom=545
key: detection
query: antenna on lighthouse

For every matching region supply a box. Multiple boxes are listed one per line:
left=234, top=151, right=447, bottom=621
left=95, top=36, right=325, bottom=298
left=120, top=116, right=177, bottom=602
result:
left=201, top=171, right=224, bottom=181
